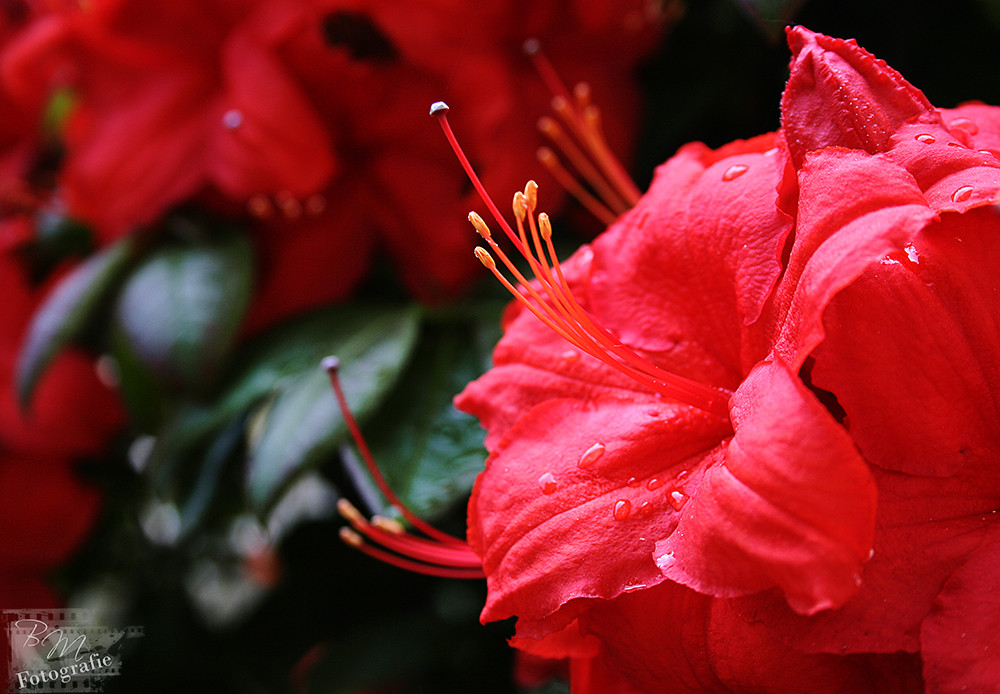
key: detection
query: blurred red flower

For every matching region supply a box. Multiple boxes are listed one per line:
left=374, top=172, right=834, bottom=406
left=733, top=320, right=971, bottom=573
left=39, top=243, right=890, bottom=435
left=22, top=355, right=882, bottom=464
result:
left=2, top=0, right=665, bottom=333
left=456, top=27, right=1000, bottom=692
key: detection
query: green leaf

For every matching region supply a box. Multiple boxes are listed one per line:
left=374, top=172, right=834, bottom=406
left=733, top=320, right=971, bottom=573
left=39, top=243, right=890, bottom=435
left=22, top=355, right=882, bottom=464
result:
left=361, top=302, right=503, bottom=520
left=245, top=305, right=421, bottom=513
left=16, top=237, right=133, bottom=408
left=113, top=232, right=253, bottom=393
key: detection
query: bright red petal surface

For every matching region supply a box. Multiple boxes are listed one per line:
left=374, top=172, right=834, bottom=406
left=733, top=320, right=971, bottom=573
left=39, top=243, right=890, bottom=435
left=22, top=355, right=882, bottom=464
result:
left=469, top=396, right=729, bottom=634
left=770, top=147, right=937, bottom=368
left=587, top=134, right=791, bottom=384
left=655, top=361, right=876, bottom=615
left=782, top=27, right=938, bottom=167
left=812, top=208, right=1000, bottom=477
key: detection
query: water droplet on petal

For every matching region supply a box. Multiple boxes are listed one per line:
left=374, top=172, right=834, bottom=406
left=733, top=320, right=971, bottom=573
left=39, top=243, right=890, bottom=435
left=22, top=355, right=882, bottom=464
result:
left=949, top=117, right=979, bottom=136
left=915, top=133, right=935, bottom=144
left=722, top=164, right=749, bottom=181
left=637, top=501, right=651, bottom=514
left=223, top=109, right=244, bottom=129
left=675, top=469, right=690, bottom=482
left=578, top=442, right=606, bottom=468
left=656, top=551, right=675, bottom=570
left=905, top=244, right=920, bottom=264
left=669, top=490, right=689, bottom=510
left=646, top=477, right=664, bottom=491
left=867, top=548, right=875, bottom=560
left=613, top=499, right=632, bottom=521
left=627, top=477, right=641, bottom=488
left=538, top=472, right=557, bottom=495
left=623, top=578, right=647, bottom=592
left=646, top=408, right=660, bottom=418
left=947, top=141, right=966, bottom=148
left=764, top=147, right=779, bottom=157
left=561, top=349, right=580, bottom=363
left=953, top=185, right=974, bottom=203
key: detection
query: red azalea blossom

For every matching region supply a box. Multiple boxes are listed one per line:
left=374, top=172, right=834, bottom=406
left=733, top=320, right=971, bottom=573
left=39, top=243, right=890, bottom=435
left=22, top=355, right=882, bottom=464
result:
left=2, top=0, right=665, bottom=330
left=454, top=27, right=1000, bottom=692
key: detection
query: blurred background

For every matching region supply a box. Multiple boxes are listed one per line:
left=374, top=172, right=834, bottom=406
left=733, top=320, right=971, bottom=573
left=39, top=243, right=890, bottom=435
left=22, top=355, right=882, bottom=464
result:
left=3, top=0, right=999, bottom=692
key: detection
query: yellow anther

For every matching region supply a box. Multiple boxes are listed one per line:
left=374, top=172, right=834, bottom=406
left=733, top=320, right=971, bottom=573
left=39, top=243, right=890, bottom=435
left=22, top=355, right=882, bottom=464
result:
left=372, top=516, right=406, bottom=535
left=468, top=211, right=492, bottom=239
left=512, top=191, right=528, bottom=221
left=339, top=526, right=365, bottom=548
left=538, top=212, right=553, bottom=241
left=474, top=246, right=496, bottom=269
left=337, top=498, right=365, bottom=525
left=523, top=180, right=539, bottom=212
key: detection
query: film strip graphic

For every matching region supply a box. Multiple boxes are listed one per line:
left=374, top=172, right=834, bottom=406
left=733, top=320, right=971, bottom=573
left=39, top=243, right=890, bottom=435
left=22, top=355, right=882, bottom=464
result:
left=4, top=609, right=144, bottom=693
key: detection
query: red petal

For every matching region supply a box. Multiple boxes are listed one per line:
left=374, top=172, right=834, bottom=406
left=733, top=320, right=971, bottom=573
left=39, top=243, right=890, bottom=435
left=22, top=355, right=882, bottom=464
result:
left=468, top=396, right=729, bottom=634
left=921, top=528, right=1000, bottom=693
left=782, top=27, right=938, bottom=167
left=655, top=361, right=876, bottom=615
left=578, top=581, right=921, bottom=693
left=812, top=208, right=1000, bottom=477
left=770, top=147, right=937, bottom=369
left=213, top=30, right=335, bottom=198
left=587, top=134, right=791, bottom=384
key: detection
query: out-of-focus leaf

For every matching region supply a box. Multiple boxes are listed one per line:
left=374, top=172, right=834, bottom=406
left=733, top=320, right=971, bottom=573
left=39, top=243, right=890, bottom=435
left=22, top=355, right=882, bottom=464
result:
left=113, top=232, right=252, bottom=393
left=361, top=301, right=504, bottom=520
left=246, top=305, right=420, bottom=513
left=16, top=237, right=133, bottom=408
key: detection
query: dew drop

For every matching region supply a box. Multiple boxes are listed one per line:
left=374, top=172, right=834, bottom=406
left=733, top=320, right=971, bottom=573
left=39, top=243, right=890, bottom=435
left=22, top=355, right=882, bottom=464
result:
left=625, top=477, right=640, bottom=488
left=764, top=147, right=779, bottom=157
left=538, top=472, right=557, bottom=495
left=637, top=501, right=651, bottom=514
left=904, top=244, right=920, bottom=264
left=867, top=548, right=875, bottom=560
left=952, top=185, right=974, bottom=203
left=646, top=408, right=660, bottom=418
left=578, top=442, right=606, bottom=468
left=623, top=578, right=647, bottom=592
left=646, top=477, right=665, bottom=491
left=949, top=117, right=979, bottom=136
left=669, top=490, right=689, bottom=511
left=613, top=499, right=632, bottom=521
left=915, top=133, right=935, bottom=144
left=722, top=164, right=749, bottom=181
left=222, top=109, right=244, bottom=129
left=947, top=141, right=966, bottom=148
left=675, top=469, right=690, bottom=482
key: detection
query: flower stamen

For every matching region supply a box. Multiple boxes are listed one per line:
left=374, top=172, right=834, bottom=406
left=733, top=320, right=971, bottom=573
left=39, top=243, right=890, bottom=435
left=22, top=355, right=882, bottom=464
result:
left=433, top=107, right=732, bottom=418
left=524, top=40, right=643, bottom=220
left=324, top=356, right=484, bottom=579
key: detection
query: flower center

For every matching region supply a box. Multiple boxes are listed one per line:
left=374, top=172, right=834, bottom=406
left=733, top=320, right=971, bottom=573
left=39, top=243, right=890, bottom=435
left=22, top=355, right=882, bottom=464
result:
left=431, top=104, right=732, bottom=418
left=324, top=357, right=483, bottom=579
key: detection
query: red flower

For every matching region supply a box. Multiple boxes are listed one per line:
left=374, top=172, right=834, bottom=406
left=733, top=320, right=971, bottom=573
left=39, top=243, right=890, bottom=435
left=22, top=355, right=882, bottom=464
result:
left=3, top=0, right=665, bottom=331
left=455, top=27, right=1000, bottom=691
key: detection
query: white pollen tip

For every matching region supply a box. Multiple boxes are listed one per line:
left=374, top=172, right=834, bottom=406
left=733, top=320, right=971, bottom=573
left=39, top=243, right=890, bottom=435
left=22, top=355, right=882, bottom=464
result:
left=321, top=355, right=341, bottom=373
left=429, top=101, right=450, bottom=116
